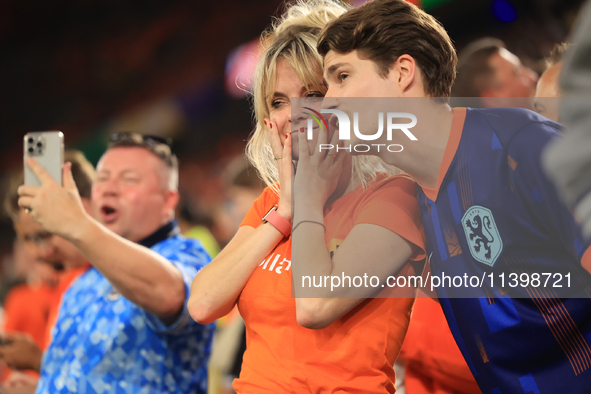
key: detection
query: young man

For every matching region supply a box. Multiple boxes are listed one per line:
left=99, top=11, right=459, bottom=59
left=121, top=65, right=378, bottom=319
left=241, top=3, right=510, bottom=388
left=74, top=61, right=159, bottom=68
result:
left=317, top=0, right=591, bottom=392
left=17, top=134, right=214, bottom=393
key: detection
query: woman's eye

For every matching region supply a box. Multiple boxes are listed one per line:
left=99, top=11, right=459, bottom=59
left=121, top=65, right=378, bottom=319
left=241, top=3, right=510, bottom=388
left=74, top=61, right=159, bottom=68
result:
left=306, top=91, right=324, bottom=99
left=339, top=73, right=349, bottom=82
left=271, top=100, right=284, bottom=109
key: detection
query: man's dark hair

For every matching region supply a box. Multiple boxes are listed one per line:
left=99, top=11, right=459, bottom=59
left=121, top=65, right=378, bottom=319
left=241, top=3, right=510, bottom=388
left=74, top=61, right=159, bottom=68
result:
left=4, top=150, right=95, bottom=220
left=318, top=0, right=457, bottom=98
left=231, top=164, right=266, bottom=190
left=178, top=196, right=214, bottom=229
left=451, top=37, right=505, bottom=97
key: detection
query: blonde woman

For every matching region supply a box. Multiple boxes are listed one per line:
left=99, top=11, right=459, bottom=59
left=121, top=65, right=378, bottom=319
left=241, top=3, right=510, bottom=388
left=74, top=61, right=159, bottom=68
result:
left=189, top=1, right=425, bottom=392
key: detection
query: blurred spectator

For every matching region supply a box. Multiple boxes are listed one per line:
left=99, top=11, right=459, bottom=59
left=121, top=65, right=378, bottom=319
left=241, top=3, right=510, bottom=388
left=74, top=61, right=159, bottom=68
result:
left=177, top=196, right=221, bottom=258
left=211, top=156, right=266, bottom=247
left=0, top=151, right=95, bottom=392
left=452, top=38, right=537, bottom=108
left=224, top=157, right=266, bottom=229
left=207, top=157, right=263, bottom=394
left=543, top=0, right=591, bottom=241
left=534, top=43, right=569, bottom=122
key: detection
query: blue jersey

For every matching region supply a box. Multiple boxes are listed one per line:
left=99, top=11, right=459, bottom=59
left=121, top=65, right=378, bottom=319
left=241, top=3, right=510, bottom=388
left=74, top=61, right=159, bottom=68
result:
left=418, top=107, right=591, bottom=393
left=37, top=222, right=215, bottom=394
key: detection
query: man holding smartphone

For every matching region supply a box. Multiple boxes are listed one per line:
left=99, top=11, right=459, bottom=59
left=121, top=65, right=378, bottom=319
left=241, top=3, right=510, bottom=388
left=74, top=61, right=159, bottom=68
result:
left=17, top=133, right=214, bottom=393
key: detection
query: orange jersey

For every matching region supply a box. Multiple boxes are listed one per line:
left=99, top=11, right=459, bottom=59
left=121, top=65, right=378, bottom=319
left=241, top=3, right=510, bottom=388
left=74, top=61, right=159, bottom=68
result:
left=2, top=283, right=53, bottom=349
left=0, top=265, right=89, bottom=383
left=234, top=174, right=426, bottom=393
left=399, top=295, right=481, bottom=394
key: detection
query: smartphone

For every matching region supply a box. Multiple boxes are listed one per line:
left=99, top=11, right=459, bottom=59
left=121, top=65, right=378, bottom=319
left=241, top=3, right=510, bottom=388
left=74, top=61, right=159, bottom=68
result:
left=24, top=131, right=64, bottom=186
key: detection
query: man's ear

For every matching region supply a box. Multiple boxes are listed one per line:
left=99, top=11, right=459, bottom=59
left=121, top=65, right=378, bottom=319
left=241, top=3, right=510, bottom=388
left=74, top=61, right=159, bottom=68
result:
left=81, top=198, right=92, bottom=214
left=391, top=54, right=418, bottom=94
left=164, top=190, right=179, bottom=220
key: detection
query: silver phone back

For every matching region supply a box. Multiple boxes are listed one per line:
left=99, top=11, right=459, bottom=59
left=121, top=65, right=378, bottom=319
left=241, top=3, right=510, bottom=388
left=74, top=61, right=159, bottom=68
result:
left=24, top=131, right=64, bottom=187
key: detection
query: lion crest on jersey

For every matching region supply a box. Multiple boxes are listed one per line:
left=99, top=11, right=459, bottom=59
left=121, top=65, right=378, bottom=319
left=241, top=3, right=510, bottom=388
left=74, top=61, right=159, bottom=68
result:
left=462, top=205, right=503, bottom=266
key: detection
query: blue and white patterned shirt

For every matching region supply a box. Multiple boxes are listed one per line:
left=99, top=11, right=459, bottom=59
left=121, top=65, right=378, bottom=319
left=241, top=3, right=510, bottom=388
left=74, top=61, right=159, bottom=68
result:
left=36, top=221, right=215, bottom=394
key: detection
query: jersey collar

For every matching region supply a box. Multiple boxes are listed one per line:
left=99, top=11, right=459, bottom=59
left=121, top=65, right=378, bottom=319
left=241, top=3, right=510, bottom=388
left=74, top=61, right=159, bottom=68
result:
left=138, top=220, right=180, bottom=248
left=420, top=107, right=467, bottom=201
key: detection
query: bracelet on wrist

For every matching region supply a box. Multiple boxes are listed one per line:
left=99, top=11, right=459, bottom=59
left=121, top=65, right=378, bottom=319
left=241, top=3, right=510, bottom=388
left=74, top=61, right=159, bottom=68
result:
left=262, top=204, right=291, bottom=237
left=292, top=220, right=326, bottom=234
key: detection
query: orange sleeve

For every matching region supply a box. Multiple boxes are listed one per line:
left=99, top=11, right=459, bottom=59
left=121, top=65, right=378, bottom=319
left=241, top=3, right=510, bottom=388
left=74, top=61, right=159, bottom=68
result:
left=357, top=175, right=426, bottom=262
left=239, top=186, right=280, bottom=229
left=2, top=286, right=28, bottom=333
left=0, top=285, right=47, bottom=383
left=2, top=285, right=51, bottom=349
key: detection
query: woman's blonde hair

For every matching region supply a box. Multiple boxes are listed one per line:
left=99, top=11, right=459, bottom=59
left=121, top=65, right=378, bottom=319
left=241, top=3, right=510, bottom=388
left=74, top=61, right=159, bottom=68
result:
left=246, top=0, right=399, bottom=195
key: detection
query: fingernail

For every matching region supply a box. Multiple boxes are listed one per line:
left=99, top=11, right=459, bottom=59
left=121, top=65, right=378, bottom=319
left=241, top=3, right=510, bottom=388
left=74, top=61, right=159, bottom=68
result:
left=264, top=120, right=267, bottom=126
left=300, top=127, right=304, bottom=133
left=270, top=124, right=273, bottom=129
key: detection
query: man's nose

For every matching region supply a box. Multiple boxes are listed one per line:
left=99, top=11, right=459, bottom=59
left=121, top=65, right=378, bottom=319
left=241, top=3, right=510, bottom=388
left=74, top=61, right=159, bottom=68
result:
left=101, top=178, right=120, bottom=196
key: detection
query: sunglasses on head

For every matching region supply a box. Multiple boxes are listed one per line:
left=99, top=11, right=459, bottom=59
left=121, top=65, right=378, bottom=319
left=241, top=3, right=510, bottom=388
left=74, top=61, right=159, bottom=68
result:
left=109, top=132, right=173, bottom=148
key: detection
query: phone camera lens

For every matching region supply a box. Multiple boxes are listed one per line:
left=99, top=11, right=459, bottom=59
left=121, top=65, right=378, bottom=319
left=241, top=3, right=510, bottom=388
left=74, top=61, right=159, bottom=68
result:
left=28, top=137, right=34, bottom=144
left=37, top=142, right=43, bottom=147
left=28, top=147, right=34, bottom=153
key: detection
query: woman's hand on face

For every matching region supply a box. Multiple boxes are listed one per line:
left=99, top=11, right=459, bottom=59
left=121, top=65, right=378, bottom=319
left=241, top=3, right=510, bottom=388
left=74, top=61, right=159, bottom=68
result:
left=267, top=119, right=292, bottom=221
left=293, top=121, right=344, bottom=209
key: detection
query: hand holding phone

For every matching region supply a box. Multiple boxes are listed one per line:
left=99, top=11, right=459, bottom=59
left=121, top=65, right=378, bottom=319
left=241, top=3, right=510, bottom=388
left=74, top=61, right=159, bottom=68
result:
left=18, top=139, right=89, bottom=242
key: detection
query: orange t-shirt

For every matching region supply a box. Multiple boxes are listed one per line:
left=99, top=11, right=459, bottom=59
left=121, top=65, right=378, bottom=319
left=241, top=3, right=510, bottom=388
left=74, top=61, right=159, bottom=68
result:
left=2, top=283, right=53, bottom=349
left=399, top=294, right=481, bottom=394
left=0, top=265, right=89, bottom=383
left=1, top=283, right=53, bottom=382
left=234, top=174, right=426, bottom=393
left=44, top=264, right=90, bottom=348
